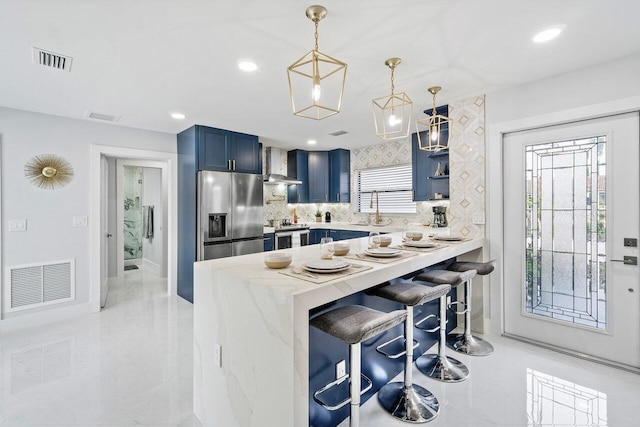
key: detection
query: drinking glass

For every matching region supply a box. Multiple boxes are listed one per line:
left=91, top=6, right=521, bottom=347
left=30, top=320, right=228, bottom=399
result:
left=320, top=237, right=335, bottom=259
left=368, top=231, right=381, bottom=249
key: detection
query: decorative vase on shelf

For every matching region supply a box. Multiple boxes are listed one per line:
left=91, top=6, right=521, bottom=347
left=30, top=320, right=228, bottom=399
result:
left=434, top=162, right=444, bottom=177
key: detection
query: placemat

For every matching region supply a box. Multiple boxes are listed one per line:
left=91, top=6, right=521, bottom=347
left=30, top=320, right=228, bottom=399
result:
left=344, top=250, right=418, bottom=264
left=278, top=263, right=373, bottom=284
left=390, top=243, right=448, bottom=253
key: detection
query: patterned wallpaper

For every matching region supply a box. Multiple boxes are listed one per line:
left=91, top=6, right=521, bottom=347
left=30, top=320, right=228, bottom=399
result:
left=262, top=95, right=486, bottom=237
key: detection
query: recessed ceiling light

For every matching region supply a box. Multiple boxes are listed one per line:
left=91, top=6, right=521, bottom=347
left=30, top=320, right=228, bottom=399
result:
left=307, top=139, right=317, bottom=145
left=171, top=112, right=186, bottom=120
left=238, top=61, right=258, bottom=72
left=533, top=26, right=565, bottom=43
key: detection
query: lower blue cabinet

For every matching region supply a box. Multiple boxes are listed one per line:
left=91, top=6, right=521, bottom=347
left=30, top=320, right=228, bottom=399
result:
left=264, top=233, right=274, bottom=251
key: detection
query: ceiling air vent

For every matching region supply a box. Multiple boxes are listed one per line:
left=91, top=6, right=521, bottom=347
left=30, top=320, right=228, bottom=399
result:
left=329, top=130, right=348, bottom=137
left=32, top=47, right=72, bottom=72
left=86, top=112, right=120, bottom=122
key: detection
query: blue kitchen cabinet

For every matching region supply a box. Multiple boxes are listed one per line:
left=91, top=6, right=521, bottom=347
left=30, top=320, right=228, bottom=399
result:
left=339, top=230, right=369, bottom=241
left=310, top=229, right=328, bottom=244
left=308, top=151, right=330, bottom=203
left=329, top=229, right=341, bottom=241
left=264, top=233, right=274, bottom=251
left=197, top=126, right=261, bottom=174
left=287, top=150, right=309, bottom=203
left=412, top=105, right=449, bottom=201
left=329, top=149, right=350, bottom=203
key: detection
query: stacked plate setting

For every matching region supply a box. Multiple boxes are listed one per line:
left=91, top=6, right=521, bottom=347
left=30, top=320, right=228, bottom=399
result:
left=432, top=235, right=465, bottom=242
left=303, top=259, right=350, bottom=274
left=403, top=240, right=439, bottom=248
left=363, top=247, right=402, bottom=258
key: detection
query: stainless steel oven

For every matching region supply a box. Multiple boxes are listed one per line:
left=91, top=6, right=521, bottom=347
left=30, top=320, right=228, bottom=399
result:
left=275, top=229, right=310, bottom=250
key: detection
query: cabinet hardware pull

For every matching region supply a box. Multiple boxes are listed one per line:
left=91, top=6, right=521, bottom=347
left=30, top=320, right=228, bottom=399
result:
left=227, top=160, right=231, bottom=171
left=232, top=159, right=236, bottom=171
left=337, top=193, right=340, bottom=202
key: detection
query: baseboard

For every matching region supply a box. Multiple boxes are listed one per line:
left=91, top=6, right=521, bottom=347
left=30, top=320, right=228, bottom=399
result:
left=142, top=258, right=162, bottom=276
left=0, top=302, right=94, bottom=334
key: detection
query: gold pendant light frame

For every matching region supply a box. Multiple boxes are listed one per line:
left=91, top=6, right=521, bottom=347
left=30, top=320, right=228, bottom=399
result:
left=372, top=57, right=413, bottom=140
left=287, top=5, right=347, bottom=120
left=416, top=86, right=451, bottom=152
left=24, top=153, right=74, bottom=189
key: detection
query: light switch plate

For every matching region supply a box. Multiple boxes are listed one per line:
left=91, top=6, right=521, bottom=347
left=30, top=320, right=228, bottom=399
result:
left=336, top=360, right=346, bottom=379
left=73, top=216, right=88, bottom=227
left=9, top=219, right=26, bottom=232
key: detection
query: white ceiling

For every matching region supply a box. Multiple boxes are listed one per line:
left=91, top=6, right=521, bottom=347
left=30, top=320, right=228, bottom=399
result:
left=1, top=0, right=640, bottom=150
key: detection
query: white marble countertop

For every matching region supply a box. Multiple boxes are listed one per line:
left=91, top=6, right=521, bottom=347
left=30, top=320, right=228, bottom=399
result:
left=263, top=221, right=447, bottom=235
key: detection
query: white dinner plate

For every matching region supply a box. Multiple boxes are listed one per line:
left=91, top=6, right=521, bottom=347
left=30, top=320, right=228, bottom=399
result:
left=303, top=265, right=351, bottom=274
left=304, top=260, right=350, bottom=270
left=364, top=248, right=402, bottom=258
left=403, top=240, right=439, bottom=248
left=432, top=235, right=465, bottom=241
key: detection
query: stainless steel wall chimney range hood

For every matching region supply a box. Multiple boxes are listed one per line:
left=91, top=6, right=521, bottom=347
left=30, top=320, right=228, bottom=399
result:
left=263, top=147, right=302, bottom=185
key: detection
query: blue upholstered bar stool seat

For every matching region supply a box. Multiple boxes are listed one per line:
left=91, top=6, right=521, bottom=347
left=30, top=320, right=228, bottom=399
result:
left=310, top=305, right=407, bottom=427
left=371, top=281, right=451, bottom=423
left=412, top=270, right=476, bottom=382
left=443, top=260, right=497, bottom=356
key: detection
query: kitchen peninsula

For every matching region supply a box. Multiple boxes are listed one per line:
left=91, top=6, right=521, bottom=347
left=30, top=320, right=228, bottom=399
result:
left=193, top=232, right=484, bottom=427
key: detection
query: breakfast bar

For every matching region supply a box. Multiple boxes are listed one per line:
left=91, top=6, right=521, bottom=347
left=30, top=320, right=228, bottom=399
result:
left=193, top=232, right=484, bottom=427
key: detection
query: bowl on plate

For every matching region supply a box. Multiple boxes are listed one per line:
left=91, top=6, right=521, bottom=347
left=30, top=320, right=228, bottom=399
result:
left=379, top=236, right=392, bottom=247
left=264, top=252, right=292, bottom=269
left=333, top=241, right=351, bottom=256
left=405, top=231, right=423, bottom=241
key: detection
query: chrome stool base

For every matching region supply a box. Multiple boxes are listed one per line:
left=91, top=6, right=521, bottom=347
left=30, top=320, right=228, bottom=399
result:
left=377, top=383, right=439, bottom=423
left=447, top=333, right=494, bottom=357
left=416, top=354, right=469, bottom=383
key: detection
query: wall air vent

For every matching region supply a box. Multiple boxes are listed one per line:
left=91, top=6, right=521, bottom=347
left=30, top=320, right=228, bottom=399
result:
left=329, top=130, right=348, bottom=137
left=86, top=112, right=120, bottom=122
left=4, top=259, right=76, bottom=313
left=32, top=47, right=72, bottom=72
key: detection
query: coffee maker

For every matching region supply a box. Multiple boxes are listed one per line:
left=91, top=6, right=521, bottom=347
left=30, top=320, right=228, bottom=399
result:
left=432, top=206, right=448, bottom=227
left=325, top=211, right=331, bottom=223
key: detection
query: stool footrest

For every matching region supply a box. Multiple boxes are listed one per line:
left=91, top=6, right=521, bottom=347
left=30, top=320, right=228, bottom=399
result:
left=447, top=300, right=468, bottom=315
left=376, top=335, right=419, bottom=359
left=415, top=314, right=447, bottom=332
left=313, top=373, right=373, bottom=411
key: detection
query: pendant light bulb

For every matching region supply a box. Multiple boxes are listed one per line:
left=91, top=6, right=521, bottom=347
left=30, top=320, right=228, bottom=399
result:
left=388, top=113, right=401, bottom=126
left=313, top=75, right=321, bottom=102
left=431, top=125, right=439, bottom=141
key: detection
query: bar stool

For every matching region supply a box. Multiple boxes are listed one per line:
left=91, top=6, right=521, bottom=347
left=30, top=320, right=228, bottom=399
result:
left=371, top=281, right=450, bottom=423
left=445, top=260, right=497, bottom=356
left=412, top=270, right=476, bottom=382
left=310, top=305, right=407, bottom=427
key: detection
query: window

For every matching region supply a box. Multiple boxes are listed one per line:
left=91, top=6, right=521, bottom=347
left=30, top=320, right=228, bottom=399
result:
left=357, top=164, right=416, bottom=214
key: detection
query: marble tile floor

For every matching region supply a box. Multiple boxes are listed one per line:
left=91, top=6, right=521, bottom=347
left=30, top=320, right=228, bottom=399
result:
left=0, top=267, right=200, bottom=426
left=1, top=267, right=638, bottom=426
left=338, top=335, right=640, bottom=427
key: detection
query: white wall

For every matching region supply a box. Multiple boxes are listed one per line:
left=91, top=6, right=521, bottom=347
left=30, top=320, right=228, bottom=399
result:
left=0, top=107, right=175, bottom=321
left=485, top=52, right=640, bottom=335
left=142, top=167, right=163, bottom=275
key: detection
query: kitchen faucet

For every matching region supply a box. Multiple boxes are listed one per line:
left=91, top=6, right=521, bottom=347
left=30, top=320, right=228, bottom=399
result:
left=369, top=190, right=382, bottom=225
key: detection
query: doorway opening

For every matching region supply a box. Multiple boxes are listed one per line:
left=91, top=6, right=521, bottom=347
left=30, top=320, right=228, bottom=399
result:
left=90, top=144, right=177, bottom=314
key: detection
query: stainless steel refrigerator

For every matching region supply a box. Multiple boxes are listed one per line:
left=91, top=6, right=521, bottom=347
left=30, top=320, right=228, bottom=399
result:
left=197, top=171, right=264, bottom=260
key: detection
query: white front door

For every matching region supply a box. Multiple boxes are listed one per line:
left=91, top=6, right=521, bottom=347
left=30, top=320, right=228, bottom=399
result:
left=503, top=112, right=640, bottom=370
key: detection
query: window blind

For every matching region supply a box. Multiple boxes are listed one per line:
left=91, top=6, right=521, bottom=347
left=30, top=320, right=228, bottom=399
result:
left=357, top=164, right=416, bottom=214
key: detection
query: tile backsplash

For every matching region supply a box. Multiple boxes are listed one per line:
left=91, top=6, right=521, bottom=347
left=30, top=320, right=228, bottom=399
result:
left=262, top=94, right=486, bottom=237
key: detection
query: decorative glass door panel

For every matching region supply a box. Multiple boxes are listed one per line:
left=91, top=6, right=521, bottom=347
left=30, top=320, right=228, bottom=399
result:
left=525, top=137, right=606, bottom=330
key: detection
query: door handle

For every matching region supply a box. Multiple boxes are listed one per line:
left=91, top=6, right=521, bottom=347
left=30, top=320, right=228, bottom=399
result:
left=611, top=256, right=638, bottom=265
left=232, top=159, right=236, bottom=171
left=105, top=233, right=112, bottom=238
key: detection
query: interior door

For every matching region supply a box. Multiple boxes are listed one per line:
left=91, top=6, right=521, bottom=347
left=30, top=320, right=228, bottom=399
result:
left=100, top=156, right=109, bottom=308
left=503, top=112, right=639, bottom=370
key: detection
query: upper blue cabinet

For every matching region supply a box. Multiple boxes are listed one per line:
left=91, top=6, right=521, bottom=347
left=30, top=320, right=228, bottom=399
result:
left=287, top=149, right=350, bottom=204
left=412, top=105, right=450, bottom=201
left=329, top=149, right=350, bottom=203
left=190, top=125, right=261, bottom=174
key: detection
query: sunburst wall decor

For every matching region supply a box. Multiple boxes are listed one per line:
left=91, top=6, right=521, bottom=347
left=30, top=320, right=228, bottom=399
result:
left=24, top=154, right=74, bottom=189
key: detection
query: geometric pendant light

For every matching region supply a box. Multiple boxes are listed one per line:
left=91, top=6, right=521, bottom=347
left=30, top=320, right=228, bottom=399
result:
left=372, top=57, right=413, bottom=140
left=287, top=5, right=347, bottom=120
left=416, top=86, right=452, bottom=152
